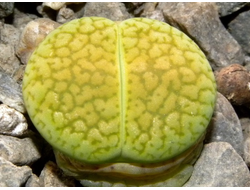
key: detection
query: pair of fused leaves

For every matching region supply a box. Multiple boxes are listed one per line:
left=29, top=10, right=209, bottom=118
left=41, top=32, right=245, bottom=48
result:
left=22, top=17, right=216, bottom=164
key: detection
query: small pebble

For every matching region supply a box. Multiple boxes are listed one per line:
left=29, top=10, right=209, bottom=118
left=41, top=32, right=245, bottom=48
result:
left=0, top=104, right=28, bottom=136
left=215, top=64, right=250, bottom=106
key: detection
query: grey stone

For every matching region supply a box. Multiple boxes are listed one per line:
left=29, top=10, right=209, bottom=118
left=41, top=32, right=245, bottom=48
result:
left=216, top=2, right=248, bottom=17
left=137, top=2, right=157, bottom=16
left=12, top=8, right=39, bottom=31
left=0, top=22, right=21, bottom=49
left=184, top=142, right=250, bottom=187
left=228, top=10, right=250, bottom=56
left=0, top=104, right=28, bottom=136
left=0, top=2, right=14, bottom=18
left=0, top=156, right=32, bottom=187
left=42, top=2, right=85, bottom=11
left=39, top=161, right=77, bottom=187
left=240, top=118, right=250, bottom=167
left=141, top=3, right=165, bottom=22
left=25, top=174, right=41, bottom=187
left=124, top=2, right=165, bottom=22
left=205, top=92, right=244, bottom=156
left=244, top=56, right=250, bottom=71
left=0, top=71, right=25, bottom=113
left=0, top=22, right=21, bottom=75
left=38, top=2, right=85, bottom=20
left=125, top=2, right=143, bottom=15
left=143, top=10, right=165, bottom=22
left=83, top=2, right=131, bottom=21
left=160, top=2, right=244, bottom=70
left=0, top=134, right=41, bottom=166
left=142, top=2, right=157, bottom=13
left=0, top=43, right=20, bottom=75
left=56, top=6, right=76, bottom=24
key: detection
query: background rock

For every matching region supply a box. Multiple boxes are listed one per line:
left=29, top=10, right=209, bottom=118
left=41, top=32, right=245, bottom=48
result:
left=0, top=22, right=20, bottom=49
left=160, top=2, right=244, bottom=70
left=56, top=6, right=76, bottom=24
left=0, top=43, right=20, bottom=75
left=0, top=71, right=24, bottom=113
left=0, top=2, right=14, bottom=18
left=0, top=133, right=42, bottom=166
left=0, top=22, right=21, bottom=74
left=228, top=9, right=250, bottom=56
left=12, top=8, right=39, bottom=31
left=240, top=118, right=250, bottom=167
left=0, top=104, right=28, bottom=136
left=216, top=2, right=248, bottom=17
left=205, top=92, right=244, bottom=156
left=83, top=2, right=131, bottom=21
left=37, top=2, right=85, bottom=22
left=184, top=142, right=250, bottom=187
left=0, top=156, right=32, bottom=187
left=41, top=2, right=84, bottom=11
left=39, top=161, right=78, bottom=187
left=25, top=174, right=41, bottom=187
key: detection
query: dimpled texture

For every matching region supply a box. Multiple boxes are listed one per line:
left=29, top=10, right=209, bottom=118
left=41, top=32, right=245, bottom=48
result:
left=22, top=17, right=216, bottom=164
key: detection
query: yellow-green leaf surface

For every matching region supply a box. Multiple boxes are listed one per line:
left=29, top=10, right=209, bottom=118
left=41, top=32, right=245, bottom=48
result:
left=22, top=17, right=216, bottom=164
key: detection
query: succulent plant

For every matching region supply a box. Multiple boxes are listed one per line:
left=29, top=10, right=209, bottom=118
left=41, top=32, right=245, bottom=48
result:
left=22, top=17, right=216, bottom=186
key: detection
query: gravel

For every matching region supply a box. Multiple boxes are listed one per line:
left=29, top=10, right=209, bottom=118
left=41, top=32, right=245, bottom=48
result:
left=0, top=2, right=250, bottom=187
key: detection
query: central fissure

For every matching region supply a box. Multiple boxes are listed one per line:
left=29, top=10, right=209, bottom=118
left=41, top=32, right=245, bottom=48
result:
left=117, top=22, right=126, bottom=158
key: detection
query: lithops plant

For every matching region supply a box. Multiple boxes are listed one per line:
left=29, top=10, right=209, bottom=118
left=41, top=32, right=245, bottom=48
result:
left=22, top=17, right=216, bottom=186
